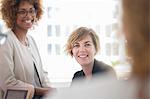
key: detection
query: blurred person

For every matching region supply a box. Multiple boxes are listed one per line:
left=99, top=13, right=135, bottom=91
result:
left=65, top=27, right=116, bottom=84
left=0, top=0, right=53, bottom=99
left=44, top=0, right=149, bottom=99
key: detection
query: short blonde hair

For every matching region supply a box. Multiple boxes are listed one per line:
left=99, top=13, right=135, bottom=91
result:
left=65, top=27, right=100, bottom=57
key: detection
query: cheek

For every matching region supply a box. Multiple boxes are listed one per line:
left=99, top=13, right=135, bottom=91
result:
left=16, top=17, right=22, bottom=24
left=72, top=49, right=76, bottom=55
left=91, top=47, right=96, bottom=55
left=72, top=48, right=77, bottom=56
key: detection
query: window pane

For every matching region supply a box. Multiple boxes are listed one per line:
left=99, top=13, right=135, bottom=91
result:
left=48, top=44, right=52, bottom=55
left=105, top=43, right=111, bottom=56
left=112, top=43, right=119, bottom=56
left=105, top=25, right=111, bottom=37
left=55, top=25, right=60, bottom=37
left=47, top=7, right=52, bottom=18
left=47, top=25, right=52, bottom=37
left=55, top=44, right=61, bottom=55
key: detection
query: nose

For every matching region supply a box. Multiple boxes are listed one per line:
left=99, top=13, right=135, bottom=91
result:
left=25, top=11, right=33, bottom=17
left=79, top=45, right=86, bottom=52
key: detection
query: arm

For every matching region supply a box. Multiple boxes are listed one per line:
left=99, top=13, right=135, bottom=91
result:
left=34, top=87, right=55, bottom=96
left=0, top=34, right=34, bottom=98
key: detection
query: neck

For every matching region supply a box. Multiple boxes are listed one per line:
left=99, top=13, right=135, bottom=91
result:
left=82, top=60, right=94, bottom=78
left=12, top=28, right=28, bottom=46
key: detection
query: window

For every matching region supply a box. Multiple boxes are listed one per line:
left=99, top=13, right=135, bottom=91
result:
left=105, top=43, right=111, bottom=56
left=48, top=44, right=52, bottom=55
left=105, top=25, right=111, bottom=37
left=55, top=44, right=61, bottom=55
left=112, top=42, right=119, bottom=56
left=47, top=25, right=52, bottom=37
left=47, top=7, right=52, bottom=18
left=55, top=25, right=60, bottom=37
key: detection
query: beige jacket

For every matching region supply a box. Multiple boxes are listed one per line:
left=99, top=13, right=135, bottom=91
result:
left=0, top=31, right=50, bottom=99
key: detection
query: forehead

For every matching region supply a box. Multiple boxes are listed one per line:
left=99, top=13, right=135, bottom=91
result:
left=18, top=1, right=34, bottom=9
left=75, top=35, right=93, bottom=43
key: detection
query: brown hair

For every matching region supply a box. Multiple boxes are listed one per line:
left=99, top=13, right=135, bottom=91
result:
left=122, top=0, right=149, bottom=80
left=0, top=0, right=43, bottom=29
left=65, top=27, right=100, bottom=57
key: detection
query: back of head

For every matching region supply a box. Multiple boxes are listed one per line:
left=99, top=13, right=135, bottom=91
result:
left=122, top=0, right=149, bottom=80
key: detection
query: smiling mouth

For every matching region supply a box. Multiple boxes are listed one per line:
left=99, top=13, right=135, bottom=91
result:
left=23, top=18, right=34, bottom=23
left=78, top=55, right=88, bottom=58
left=25, top=20, right=31, bottom=23
left=24, top=19, right=34, bottom=23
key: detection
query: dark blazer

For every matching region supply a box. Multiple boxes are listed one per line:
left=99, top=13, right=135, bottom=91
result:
left=72, top=59, right=116, bottom=82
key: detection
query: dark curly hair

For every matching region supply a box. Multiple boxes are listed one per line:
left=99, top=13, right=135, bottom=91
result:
left=0, top=0, right=43, bottom=29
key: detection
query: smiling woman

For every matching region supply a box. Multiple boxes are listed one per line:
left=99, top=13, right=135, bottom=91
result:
left=0, top=0, right=53, bottom=99
left=44, top=0, right=149, bottom=99
left=65, top=27, right=116, bottom=84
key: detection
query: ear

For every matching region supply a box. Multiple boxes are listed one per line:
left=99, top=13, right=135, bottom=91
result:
left=71, top=50, right=73, bottom=57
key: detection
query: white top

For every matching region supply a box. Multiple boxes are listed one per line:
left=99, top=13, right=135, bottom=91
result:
left=0, top=30, right=50, bottom=99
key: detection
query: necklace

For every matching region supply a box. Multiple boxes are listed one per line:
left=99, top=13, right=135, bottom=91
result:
left=25, top=38, right=31, bottom=50
left=19, top=37, right=30, bottom=50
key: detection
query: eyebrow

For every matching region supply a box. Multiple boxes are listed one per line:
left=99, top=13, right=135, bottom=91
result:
left=74, top=41, right=92, bottom=44
left=85, top=41, right=92, bottom=43
left=18, top=7, right=35, bottom=10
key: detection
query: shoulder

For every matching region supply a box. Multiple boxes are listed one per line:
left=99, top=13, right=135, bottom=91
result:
left=27, top=35, right=38, bottom=49
left=0, top=31, right=15, bottom=49
left=94, top=60, right=112, bottom=70
left=27, top=35, right=36, bottom=44
left=5, top=30, right=15, bottom=43
left=94, top=59, right=116, bottom=77
left=72, top=70, right=84, bottom=80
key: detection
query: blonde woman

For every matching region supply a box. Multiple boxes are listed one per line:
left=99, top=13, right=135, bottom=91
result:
left=65, top=27, right=116, bottom=84
left=44, top=0, right=149, bottom=99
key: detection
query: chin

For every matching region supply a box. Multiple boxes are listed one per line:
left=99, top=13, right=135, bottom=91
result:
left=25, top=26, right=32, bottom=30
left=79, top=62, right=89, bottom=66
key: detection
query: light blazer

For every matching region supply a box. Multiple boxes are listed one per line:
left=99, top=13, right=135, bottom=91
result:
left=0, top=31, right=50, bottom=99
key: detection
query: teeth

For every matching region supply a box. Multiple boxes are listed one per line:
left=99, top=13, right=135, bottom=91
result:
left=79, top=55, right=87, bottom=58
left=25, top=20, right=31, bottom=23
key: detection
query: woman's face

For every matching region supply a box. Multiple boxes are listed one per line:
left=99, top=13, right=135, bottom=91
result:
left=72, top=35, right=96, bottom=67
left=15, top=1, right=36, bottom=31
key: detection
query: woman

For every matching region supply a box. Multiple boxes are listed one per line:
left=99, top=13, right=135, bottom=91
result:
left=65, top=27, right=116, bottom=83
left=0, top=0, right=52, bottom=99
left=44, top=0, right=149, bottom=99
